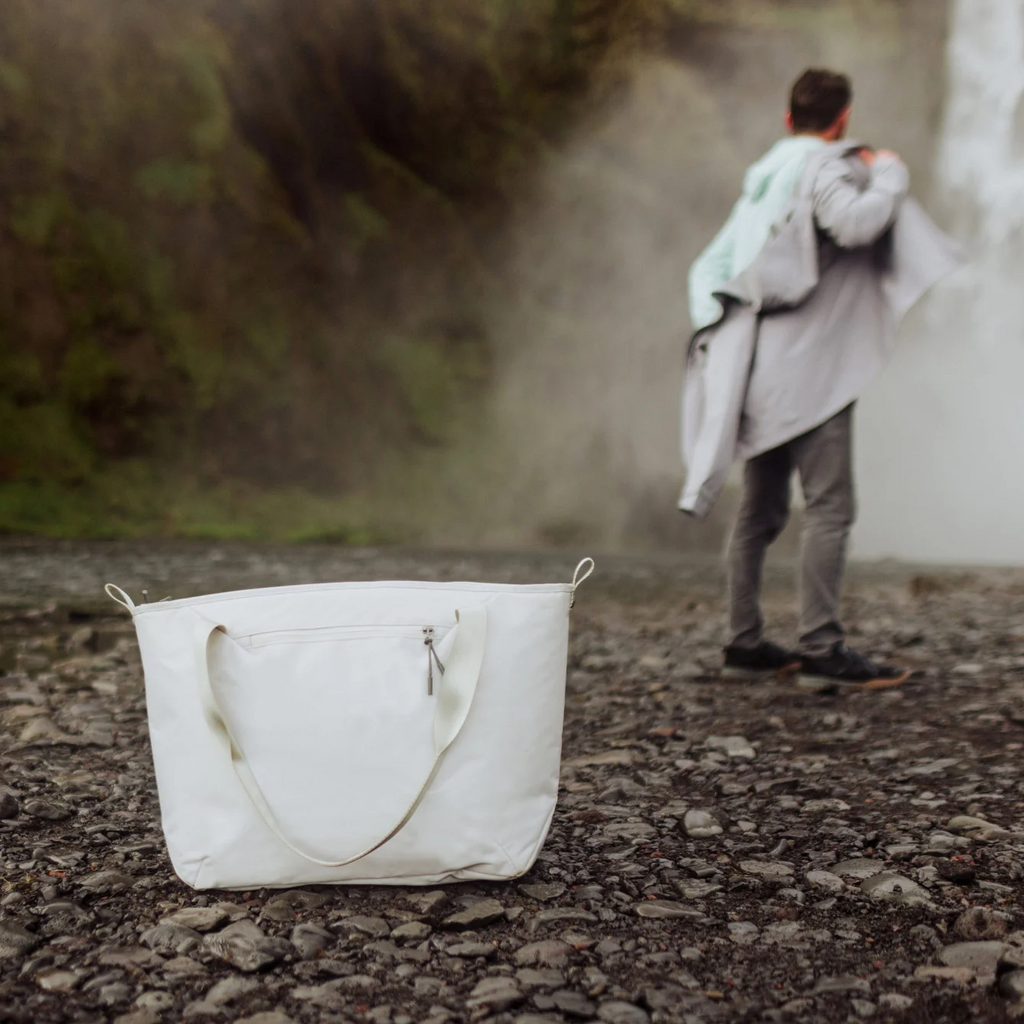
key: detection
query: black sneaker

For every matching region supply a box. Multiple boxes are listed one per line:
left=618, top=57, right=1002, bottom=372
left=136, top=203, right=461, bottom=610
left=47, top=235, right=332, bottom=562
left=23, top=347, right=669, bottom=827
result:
left=722, top=641, right=801, bottom=681
left=797, top=645, right=911, bottom=694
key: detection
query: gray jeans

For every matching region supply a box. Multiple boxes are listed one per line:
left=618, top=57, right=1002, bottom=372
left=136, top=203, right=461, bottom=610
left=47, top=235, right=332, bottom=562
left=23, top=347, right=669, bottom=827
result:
left=727, top=404, right=855, bottom=657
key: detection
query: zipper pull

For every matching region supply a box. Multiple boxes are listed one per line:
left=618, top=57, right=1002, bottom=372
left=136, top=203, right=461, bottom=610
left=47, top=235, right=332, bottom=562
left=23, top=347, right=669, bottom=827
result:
left=423, top=627, right=445, bottom=696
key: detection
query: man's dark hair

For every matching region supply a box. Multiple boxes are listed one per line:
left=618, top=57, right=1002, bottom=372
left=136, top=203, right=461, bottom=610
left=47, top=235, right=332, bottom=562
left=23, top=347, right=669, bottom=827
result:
left=789, top=69, right=852, bottom=132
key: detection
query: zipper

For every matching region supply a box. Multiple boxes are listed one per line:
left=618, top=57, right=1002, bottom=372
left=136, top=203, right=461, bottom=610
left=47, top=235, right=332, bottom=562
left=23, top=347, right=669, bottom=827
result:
left=238, top=623, right=448, bottom=696
left=240, top=624, right=444, bottom=649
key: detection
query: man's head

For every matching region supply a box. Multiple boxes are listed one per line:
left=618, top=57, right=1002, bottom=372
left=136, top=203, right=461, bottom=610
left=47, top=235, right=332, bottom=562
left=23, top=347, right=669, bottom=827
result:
left=786, top=68, right=852, bottom=140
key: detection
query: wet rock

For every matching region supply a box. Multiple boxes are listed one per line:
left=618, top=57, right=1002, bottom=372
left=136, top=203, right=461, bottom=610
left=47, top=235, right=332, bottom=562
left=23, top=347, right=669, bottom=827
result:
left=515, top=967, right=565, bottom=991
left=142, top=924, right=204, bottom=956
left=937, top=858, right=977, bottom=884
left=100, top=945, right=163, bottom=967
left=441, top=899, right=505, bottom=930
left=683, top=809, right=723, bottom=839
left=205, top=976, right=261, bottom=1005
left=553, top=990, right=597, bottom=1017
left=204, top=920, right=292, bottom=972
left=447, top=941, right=496, bottom=958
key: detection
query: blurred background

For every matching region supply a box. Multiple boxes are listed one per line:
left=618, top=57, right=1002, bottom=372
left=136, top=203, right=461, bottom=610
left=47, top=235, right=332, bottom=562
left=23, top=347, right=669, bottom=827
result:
left=0, top=0, right=1019, bottom=563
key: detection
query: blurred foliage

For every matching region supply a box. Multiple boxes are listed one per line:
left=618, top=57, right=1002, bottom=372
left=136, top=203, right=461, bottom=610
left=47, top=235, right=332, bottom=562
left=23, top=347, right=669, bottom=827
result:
left=0, top=0, right=687, bottom=537
left=0, top=0, right=929, bottom=540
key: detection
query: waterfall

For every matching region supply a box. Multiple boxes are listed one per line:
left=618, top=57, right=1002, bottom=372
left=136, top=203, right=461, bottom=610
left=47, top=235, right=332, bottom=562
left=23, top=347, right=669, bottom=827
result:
left=853, top=0, right=1024, bottom=565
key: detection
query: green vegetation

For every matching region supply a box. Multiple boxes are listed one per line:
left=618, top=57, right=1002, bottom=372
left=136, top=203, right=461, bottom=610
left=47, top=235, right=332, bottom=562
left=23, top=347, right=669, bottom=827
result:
left=0, top=0, right=932, bottom=542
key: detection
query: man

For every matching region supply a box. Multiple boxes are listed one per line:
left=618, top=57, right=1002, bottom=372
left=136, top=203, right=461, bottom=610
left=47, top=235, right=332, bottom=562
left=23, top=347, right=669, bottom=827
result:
left=681, top=69, right=962, bottom=694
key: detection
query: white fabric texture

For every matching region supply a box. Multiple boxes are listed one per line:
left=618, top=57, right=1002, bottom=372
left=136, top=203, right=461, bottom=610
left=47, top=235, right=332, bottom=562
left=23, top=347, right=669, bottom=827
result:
left=688, top=135, right=826, bottom=331
left=112, top=572, right=586, bottom=890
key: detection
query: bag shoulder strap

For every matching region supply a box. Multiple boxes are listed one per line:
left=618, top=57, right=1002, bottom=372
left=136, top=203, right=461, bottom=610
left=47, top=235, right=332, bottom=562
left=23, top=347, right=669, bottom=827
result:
left=192, top=604, right=487, bottom=868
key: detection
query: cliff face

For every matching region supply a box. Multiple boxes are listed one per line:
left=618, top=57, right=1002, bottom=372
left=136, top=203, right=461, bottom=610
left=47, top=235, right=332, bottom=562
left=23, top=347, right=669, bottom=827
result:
left=0, top=0, right=949, bottom=543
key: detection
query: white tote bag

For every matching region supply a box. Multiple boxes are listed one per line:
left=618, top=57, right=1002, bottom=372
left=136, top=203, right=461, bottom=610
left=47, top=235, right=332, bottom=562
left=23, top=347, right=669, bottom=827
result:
left=106, top=559, right=594, bottom=891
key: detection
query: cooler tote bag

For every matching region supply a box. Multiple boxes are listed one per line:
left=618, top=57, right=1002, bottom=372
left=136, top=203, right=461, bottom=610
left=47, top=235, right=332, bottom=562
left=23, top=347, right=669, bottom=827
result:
left=105, top=559, right=595, bottom=890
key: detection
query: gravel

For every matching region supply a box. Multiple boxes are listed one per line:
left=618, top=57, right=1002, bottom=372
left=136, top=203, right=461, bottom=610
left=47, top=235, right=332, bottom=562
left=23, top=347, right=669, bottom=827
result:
left=2, top=541, right=1024, bottom=1022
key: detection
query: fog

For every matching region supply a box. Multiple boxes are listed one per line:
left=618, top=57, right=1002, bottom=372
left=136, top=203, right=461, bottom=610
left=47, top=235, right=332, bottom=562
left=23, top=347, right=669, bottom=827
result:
left=855, top=0, right=1024, bottom=564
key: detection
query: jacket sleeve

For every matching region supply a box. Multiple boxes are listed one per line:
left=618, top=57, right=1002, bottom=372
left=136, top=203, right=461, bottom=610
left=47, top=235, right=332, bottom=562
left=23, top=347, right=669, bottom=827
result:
left=688, top=205, right=738, bottom=331
left=812, top=154, right=910, bottom=249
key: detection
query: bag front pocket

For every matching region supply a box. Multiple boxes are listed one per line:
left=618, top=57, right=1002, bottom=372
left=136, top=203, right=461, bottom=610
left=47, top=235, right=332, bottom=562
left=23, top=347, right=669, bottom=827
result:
left=207, top=619, right=461, bottom=861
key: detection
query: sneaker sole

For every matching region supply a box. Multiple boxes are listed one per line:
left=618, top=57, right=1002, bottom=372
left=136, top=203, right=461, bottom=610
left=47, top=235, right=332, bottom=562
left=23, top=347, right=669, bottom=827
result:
left=722, top=662, right=801, bottom=682
left=796, top=669, right=912, bottom=694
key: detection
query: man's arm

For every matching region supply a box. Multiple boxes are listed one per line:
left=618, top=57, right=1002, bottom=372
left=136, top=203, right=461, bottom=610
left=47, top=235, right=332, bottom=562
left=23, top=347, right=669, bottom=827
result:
left=812, top=151, right=910, bottom=249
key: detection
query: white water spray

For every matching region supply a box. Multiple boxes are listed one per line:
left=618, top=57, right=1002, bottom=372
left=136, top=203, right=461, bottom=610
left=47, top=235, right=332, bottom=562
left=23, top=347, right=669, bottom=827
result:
left=854, top=0, right=1024, bottom=564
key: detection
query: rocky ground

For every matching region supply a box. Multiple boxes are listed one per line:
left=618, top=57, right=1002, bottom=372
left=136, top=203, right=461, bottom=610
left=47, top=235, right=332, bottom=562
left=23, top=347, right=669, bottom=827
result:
left=1, top=540, right=1024, bottom=1024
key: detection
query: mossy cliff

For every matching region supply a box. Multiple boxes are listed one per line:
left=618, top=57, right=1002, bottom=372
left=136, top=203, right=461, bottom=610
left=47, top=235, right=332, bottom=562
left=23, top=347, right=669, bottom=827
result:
left=0, top=1, right=947, bottom=543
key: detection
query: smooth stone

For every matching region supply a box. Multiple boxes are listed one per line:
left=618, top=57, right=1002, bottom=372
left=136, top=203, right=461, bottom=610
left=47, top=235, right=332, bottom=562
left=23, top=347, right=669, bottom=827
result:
left=728, top=922, right=759, bottom=945
left=36, top=968, right=82, bottom=992
left=404, top=891, right=451, bottom=917
left=553, top=990, right=597, bottom=1017
left=706, top=735, right=756, bottom=760
left=597, top=1000, right=650, bottom=1024
left=0, top=787, right=19, bottom=819
left=22, top=798, right=71, bottom=821
left=441, top=899, right=505, bottom=930
left=113, top=1012, right=162, bottom=1024
left=236, top=1014, right=297, bottom=1024
left=675, top=880, right=723, bottom=899
left=806, top=870, right=844, bottom=893
left=814, top=976, right=872, bottom=994
left=205, top=976, right=261, bottom=1005
left=100, top=946, right=163, bottom=967
left=683, top=810, right=723, bottom=839
left=634, top=901, right=706, bottom=921
left=832, top=858, right=885, bottom=879
left=740, top=860, right=794, bottom=878
left=204, top=920, right=292, bottom=972
left=136, top=992, right=175, bottom=1011
left=515, top=967, right=566, bottom=991
left=519, top=883, right=568, bottom=901
left=0, top=920, right=40, bottom=959
left=162, top=956, right=207, bottom=976
left=79, top=870, right=134, bottom=894
left=142, top=925, right=204, bottom=955
left=391, top=922, right=432, bottom=943
left=339, top=916, right=390, bottom=939
left=527, top=909, right=598, bottom=933
left=914, top=965, right=976, bottom=984
left=999, top=970, right=1024, bottom=1000
left=290, top=923, right=333, bottom=960
left=160, top=907, right=230, bottom=933
left=466, top=976, right=525, bottom=1011
left=515, top=940, right=574, bottom=968
left=953, top=907, right=1008, bottom=941
left=878, top=994, right=914, bottom=1011
left=447, top=941, right=496, bottom=958
left=938, top=941, right=1007, bottom=973
left=861, top=874, right=924, bottom=898
left=801, top=799, right=851, bottom=814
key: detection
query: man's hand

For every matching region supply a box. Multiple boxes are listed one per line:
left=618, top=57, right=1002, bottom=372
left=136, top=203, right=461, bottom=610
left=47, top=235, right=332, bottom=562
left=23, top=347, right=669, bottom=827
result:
left=859, top=147, right=902, bottom=167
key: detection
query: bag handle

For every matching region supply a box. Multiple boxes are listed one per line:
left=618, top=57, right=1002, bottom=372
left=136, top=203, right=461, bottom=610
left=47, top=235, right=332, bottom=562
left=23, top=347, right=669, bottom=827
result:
left=192, top=605, right=487, bottom=868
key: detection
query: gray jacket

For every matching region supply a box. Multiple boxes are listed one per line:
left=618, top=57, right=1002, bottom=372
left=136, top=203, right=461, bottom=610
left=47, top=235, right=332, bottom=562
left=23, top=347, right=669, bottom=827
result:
left=679, top=142, right=963, bottom=518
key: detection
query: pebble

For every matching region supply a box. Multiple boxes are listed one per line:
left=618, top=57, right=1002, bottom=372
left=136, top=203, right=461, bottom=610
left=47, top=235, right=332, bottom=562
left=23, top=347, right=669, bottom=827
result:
left=391, top=921, right=432, bottom=943
left=515, top=940, right=574, bottom=968
left=633, top=901, right=707, bottom=920
left=519, top=883, right=567, bottom=901
left=289, top=923, right=334, bottom=959
left=952, top=907, right=1008, bottom=941
left=740, top=860, right=794, bottom=878
left=832, top=858, right=885, bottom=879
left=441, top=899, right=505, bottom=930
left=204, top=920, right=292, bottom=972
left=805, top=870, right=844, bottom=892
left=999, top=970, right=1024, bottom=1000
left=160, top=907, right=231, bottom=932
left=142, top=924, right=204, bottom=955
left=0, top=787, right=19, bottom=819
left=597, top=1001, right=650, bottom=1024
left=466, top=976, right=525, bottom=1011
left=938, top=941, right=1007, bottom=973
left=706, top=736, right=756, bottom=760
left=860, top=873, right=924, bottom=898
left=79, top=869, right=134, bottom=894
left=683, top=809, right=723, bottom=839
left=0, top=920, right=40, bottom=959
left=35, top=968, right=82, bottom=992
